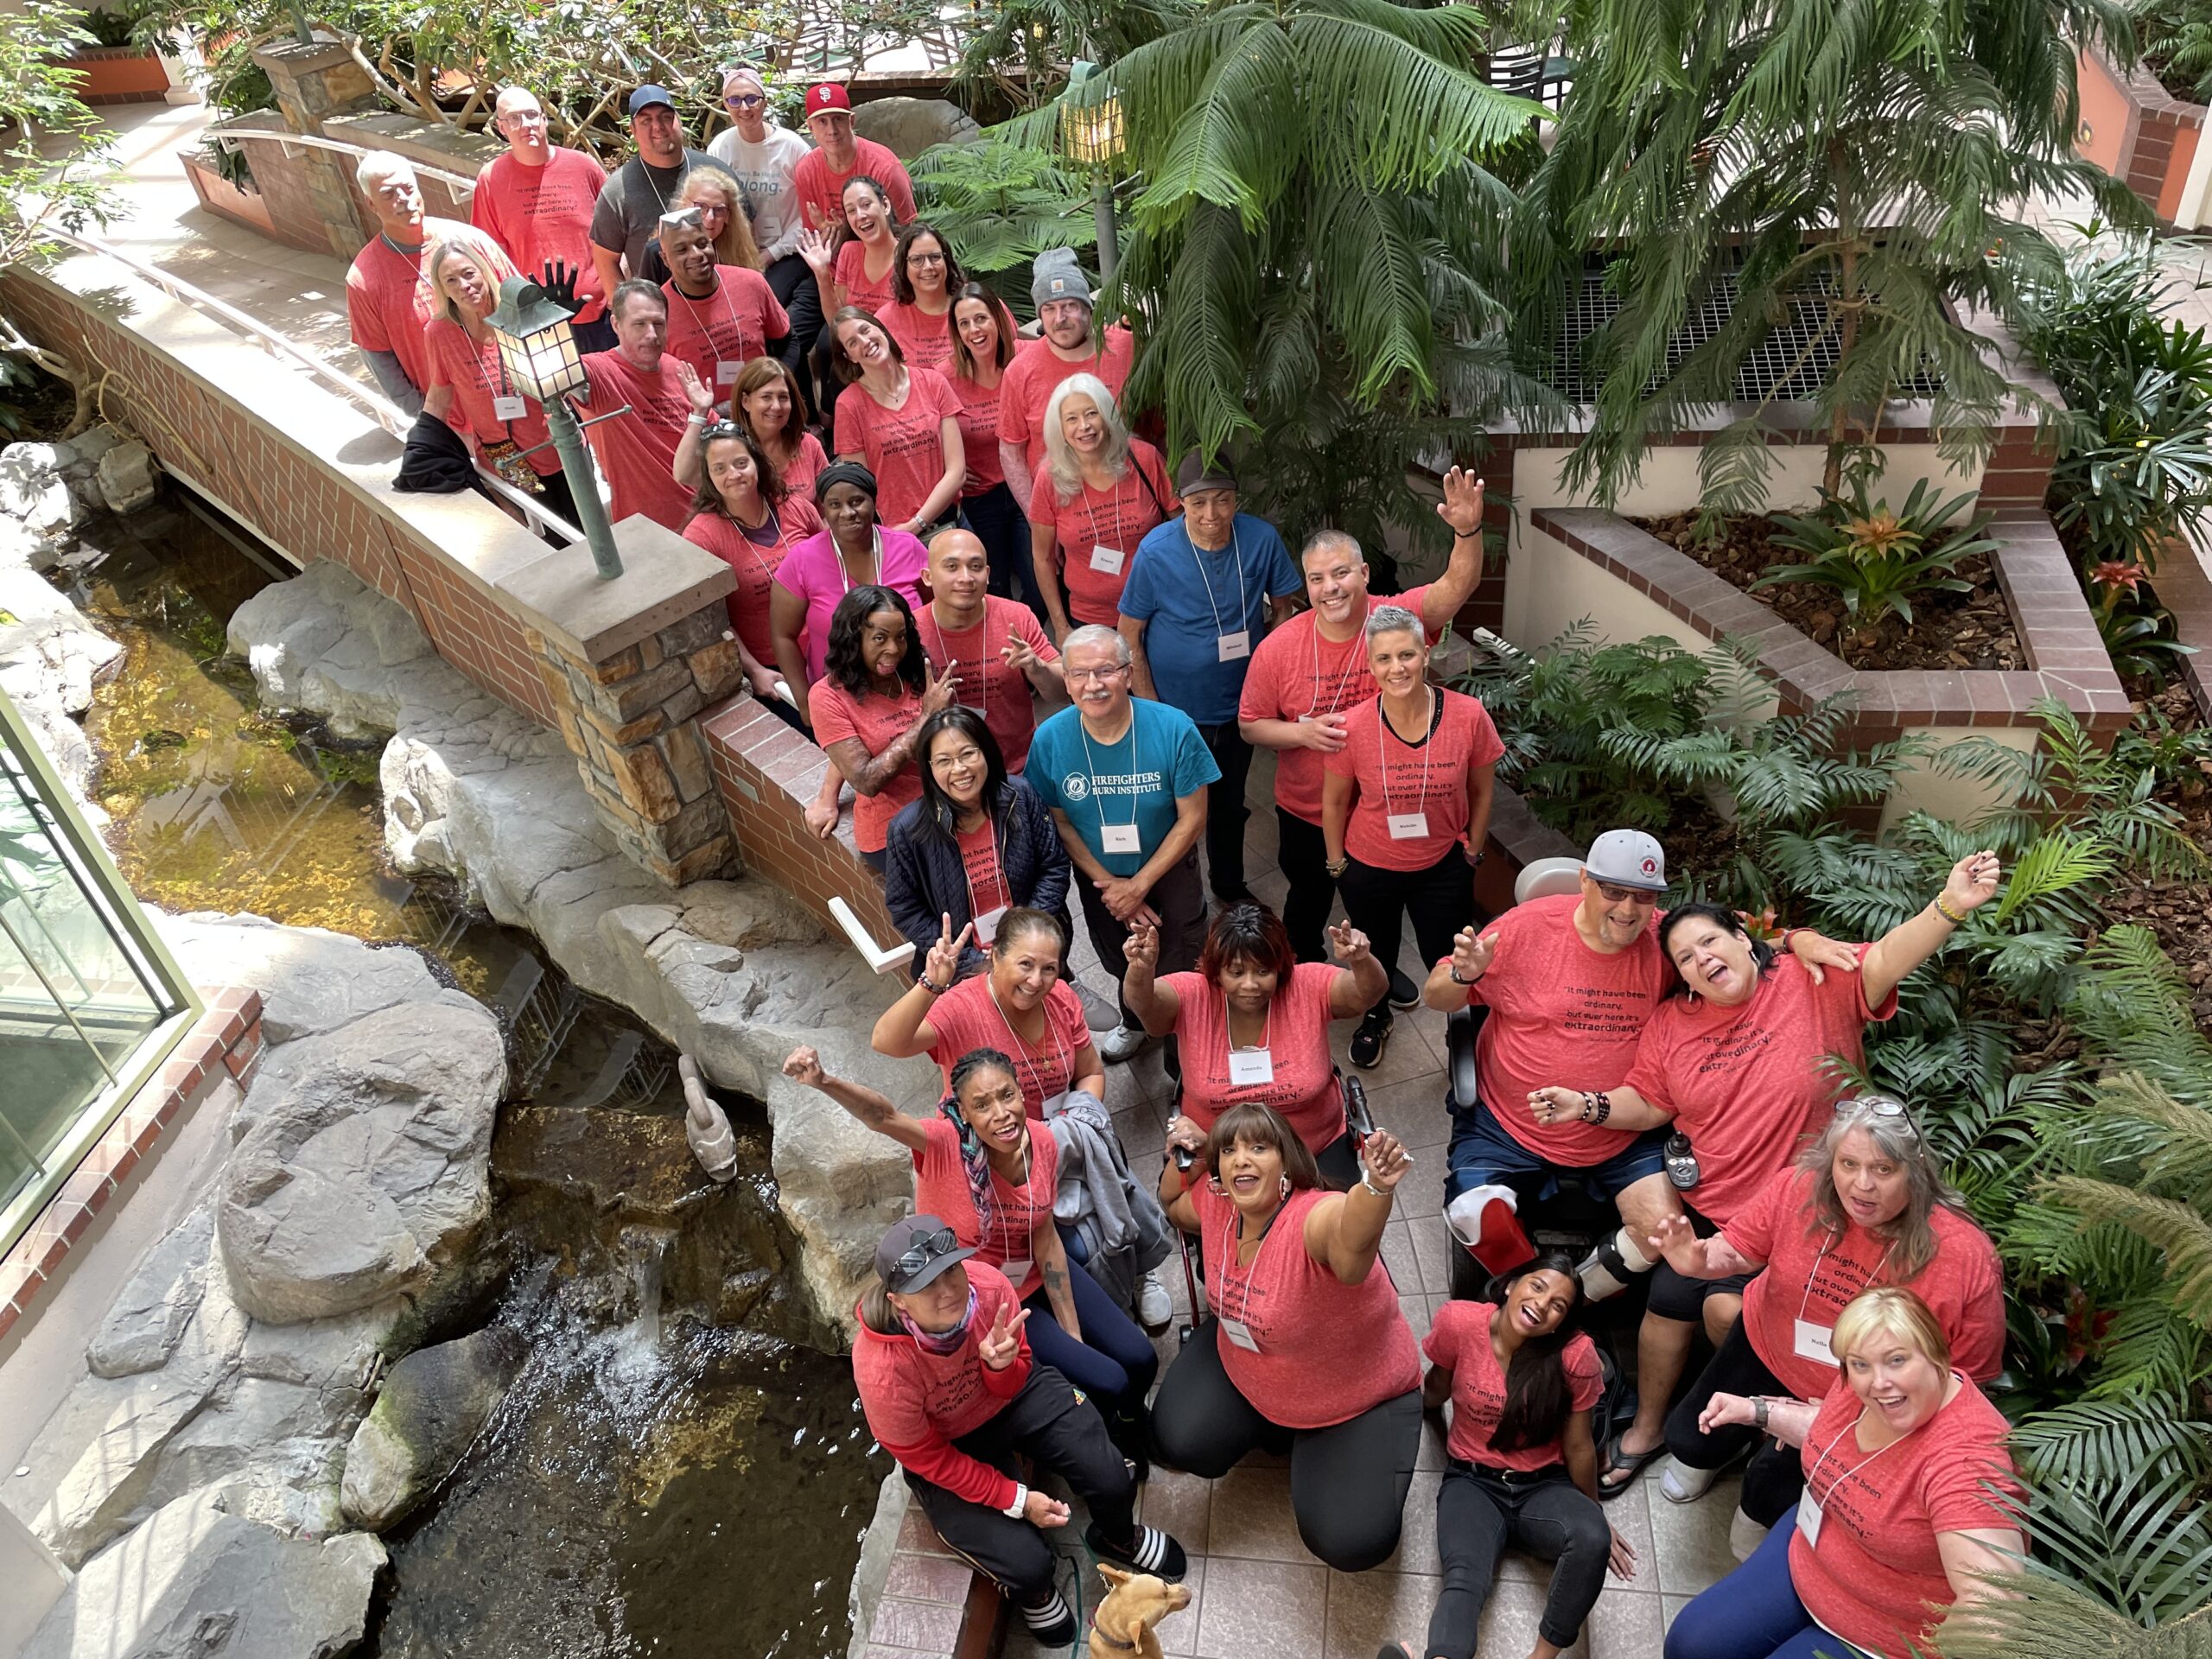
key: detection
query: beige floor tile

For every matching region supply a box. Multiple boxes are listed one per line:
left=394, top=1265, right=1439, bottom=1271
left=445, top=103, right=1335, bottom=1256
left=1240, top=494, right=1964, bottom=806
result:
left=1407, top=1213, right=1455, bottom=1294
left=1400, top=1293, right=1433, bottom=1343
left=1205, top=1464, right=1321, bottom=1565
left=1478, top=1572, right=1591, bottom=1659
left=1192, top=1555, right=1328, bottom=1659
left=1363, top=1073, right=1455, bottom=1154
left=1647, top=1474, right=1741, bottom=1595
left=1331, top=1017, right=1445, bottom=1092
left=1415, top=1413, right=1448, bottom=1472
left=1322, top=1567, right=1440, bottom=1659
left=1141, top=1466, right=1213, bottom=1544
left=1378, top=1219, right=1421, bottom=1294
left=1151, top=1557, right=1206, bottom=1656
left=1586, top=1580, right=1669, bottom=1658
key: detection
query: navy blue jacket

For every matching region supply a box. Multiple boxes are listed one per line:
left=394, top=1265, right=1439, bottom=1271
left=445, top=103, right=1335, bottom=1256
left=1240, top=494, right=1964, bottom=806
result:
left=883, top=777, right=1073, bottom=981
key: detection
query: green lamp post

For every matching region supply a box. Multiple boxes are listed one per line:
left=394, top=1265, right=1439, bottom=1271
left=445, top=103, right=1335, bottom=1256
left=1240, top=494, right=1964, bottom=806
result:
left=485, top=275, right=624, bottom=580
left=1063, top=60, right=1124, bottom=285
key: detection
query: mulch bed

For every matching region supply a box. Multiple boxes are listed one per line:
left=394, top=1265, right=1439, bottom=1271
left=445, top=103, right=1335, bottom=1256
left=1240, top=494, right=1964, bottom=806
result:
left=1630, top=512, right=2028, bottom=672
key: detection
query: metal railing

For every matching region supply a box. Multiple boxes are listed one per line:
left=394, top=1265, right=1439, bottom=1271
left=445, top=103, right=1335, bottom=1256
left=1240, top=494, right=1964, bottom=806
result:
left=34, top=226, right=584, bottom=545
left=209, top=126, right=480, bottom=197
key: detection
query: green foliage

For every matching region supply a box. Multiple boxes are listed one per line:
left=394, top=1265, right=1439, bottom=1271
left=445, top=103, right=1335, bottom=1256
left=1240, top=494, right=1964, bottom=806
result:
left=948, top=0, right=1193, bottom=109
left=2135, top=0, right=2212, bottom=103
left=0, top=0, right=118, bottom=270
left=1758, top=476, right=1999, bottom=626
left=910, top=137, right=1096, bottom=285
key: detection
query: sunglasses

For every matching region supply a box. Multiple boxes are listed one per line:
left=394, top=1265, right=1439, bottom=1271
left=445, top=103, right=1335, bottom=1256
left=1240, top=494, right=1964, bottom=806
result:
left=889, top=1225, right=960, bottom=1283
left=1838, top=1095, right=1919, bottom=1138
left=725, top=93, right=766, bottom=108
left=1592, top=880, right=1661, bottom=905
left=700, top=419, right=745, bottom=441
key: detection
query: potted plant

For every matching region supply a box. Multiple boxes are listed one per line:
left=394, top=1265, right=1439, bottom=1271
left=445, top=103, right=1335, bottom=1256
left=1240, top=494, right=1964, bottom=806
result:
left=62, top=0, right=173, bottom=104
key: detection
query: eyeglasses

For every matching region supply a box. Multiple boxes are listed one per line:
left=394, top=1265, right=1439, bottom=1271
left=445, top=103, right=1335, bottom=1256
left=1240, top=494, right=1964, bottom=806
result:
left=725, top=93, right=766, bottom=108
left=1836, top=1095, right=1919, bottom=1138
left=1065, top=663, right=1130, bottom=683
left=908, top=251, right=947, bottom=267
left=1592, top=880, right=1662, bottom=906
left=889, top=1226, right=960, bottom=1283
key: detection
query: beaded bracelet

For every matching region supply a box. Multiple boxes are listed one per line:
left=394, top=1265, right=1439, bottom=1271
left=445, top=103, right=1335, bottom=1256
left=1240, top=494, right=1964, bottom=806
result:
left=1933, top=893, right=1968, bottom=925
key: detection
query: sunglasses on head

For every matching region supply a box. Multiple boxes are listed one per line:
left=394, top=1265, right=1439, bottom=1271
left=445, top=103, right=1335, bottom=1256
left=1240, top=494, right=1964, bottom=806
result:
left=700, top=418, right=744, bottom=441
left=658, top=206, right=704, bottom=232
left=1838, top=1095, right=1919, bottom=1139
left=890, top=1226, right=960, bottom=1283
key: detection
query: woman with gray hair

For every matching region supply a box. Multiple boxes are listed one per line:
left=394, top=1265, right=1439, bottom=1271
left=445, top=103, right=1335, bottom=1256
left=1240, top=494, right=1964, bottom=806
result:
left=1643, top=1092, right=2005, bottom=1540
left=1320, top=605, right=1503, bottom=1069
left=1026, top=373, right=1176, bottom=645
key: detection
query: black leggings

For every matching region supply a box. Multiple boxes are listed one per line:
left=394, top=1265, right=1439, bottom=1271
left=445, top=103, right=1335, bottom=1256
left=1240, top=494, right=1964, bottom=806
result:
left=1275, top=808, right=1337, bottom=964
left=1336, top=847, right=1474, bottom=992
left=1429, top=1460, right=1611, bottom=1659
left=1663, top=1315, right=1805, bottom=1526
left=1150, top=1319, right=1420, bottom=1572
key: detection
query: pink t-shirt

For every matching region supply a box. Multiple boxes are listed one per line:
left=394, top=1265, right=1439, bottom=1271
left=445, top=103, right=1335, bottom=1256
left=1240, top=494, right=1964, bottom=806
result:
left=774, top=430, right=830, bottom=503
left=346, top=235, right=438, bottom=398
left=918, top=597, right=1059, bottom=773
left=910, top=1115, right=1059, bottom=1300
left=853, top=1259, right=1024, bottom=1505
left=1725, top=1166, right=2005, bottom=1402
left=660, top=267, right=789, bottom=391
left=1790, top=1376, right=2021, bottom=1659
left=791, top=140, right=918, bottom=232
left=1162, top=963, right=1346, bottom=1155
left=1027, top=441, right=1176, bottom=626
left=834, top=239, right=899, bottom=312
left=1462, top=893, right=1672, bottom=1166
left=1190, top=1181, right=1421, bottom=1429
left=772, top=527, right=930, bottom=684
left=1236, top=587, right=1437, bottom=824
left=950, top=372, right=1007, bottom=495
left=1624, top=951, right=1898, bottom=1225
left=810, top=676, right=925, bottom=853
left=1325, top=690, right=1505, bottom=872
left=925, top=977, right=1090, bottom=1119
left=834, top=367, right=962, bottom=530
left=578, top=349, right=694, bottom=530
left=423, top=318, right=561, bottom=471
left=957, top=819, right=1011, bottom=917
left=1424, top=1300, right=1604, bottom=1472
left=880, top=301, right=957, bottom=374
left=997, top=328, right=1137, bottom=478
left=682, top=497, right=823, bottom=667
left=471, top=147, right=609, bottom=322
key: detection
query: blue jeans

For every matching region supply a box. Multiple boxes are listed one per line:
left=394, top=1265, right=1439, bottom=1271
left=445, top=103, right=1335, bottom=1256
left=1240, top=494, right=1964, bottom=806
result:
left=1664, top=1510, right=1870, bottom=1659
left=1021, top=1255, right=1158, bottom=1411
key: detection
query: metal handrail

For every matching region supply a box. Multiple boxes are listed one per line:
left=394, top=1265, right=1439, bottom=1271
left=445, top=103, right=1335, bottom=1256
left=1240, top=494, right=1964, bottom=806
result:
left=34, top=225, right=583, bottom=545
left=210, top=125, right=480, bottom=195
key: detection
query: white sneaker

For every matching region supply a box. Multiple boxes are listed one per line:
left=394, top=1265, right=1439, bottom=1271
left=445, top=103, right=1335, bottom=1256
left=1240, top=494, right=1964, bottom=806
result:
left=1728, top=1504, right=1769, bottom=1561
left=1098, top=1022, right=1146, bottom=1063
left=1659, top=1458, right=1719, bottom=1504
left=1136, top=1272, right=1173, bottom=1331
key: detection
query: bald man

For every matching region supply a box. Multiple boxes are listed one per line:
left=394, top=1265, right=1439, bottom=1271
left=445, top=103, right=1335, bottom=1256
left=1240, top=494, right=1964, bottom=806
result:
left=472, top=86, right=613, bottom=349
left=916, top=528, right=1065, bottom=773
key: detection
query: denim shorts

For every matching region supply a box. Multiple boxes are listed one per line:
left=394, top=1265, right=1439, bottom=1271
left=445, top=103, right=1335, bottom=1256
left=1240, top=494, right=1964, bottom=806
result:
left=1444, top=1095, right=1669, bottom=1206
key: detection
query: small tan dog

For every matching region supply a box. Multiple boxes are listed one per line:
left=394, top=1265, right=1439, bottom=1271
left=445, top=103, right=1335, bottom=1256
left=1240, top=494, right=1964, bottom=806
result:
left=1087, top=1563, right=1192, bottom=1659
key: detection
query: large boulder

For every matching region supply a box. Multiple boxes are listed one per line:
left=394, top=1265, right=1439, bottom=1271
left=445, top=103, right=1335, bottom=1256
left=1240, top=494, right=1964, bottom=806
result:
left=159, top=912, right=467, bottom=1045
left=87, top=1208, right=213, bottom=1378
left=22, top=1489, right=384, bottom=1659
left=851, top=95, right=980, bottom=156
left=340, top=1326, right=525, bottom=1529
left=217, top=998, right=506, bottom=1324
left=226, top=557, right=435, bottom=736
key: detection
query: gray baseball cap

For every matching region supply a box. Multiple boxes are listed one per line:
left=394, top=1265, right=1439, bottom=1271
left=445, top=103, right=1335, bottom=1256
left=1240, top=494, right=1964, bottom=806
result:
left=874, top=1214, right=976, bottom=1294
left=1584, top=829, right=1667, bottom=892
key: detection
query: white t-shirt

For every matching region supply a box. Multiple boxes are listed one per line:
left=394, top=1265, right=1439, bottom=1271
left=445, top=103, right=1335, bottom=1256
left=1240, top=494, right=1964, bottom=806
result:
left=707, top=123, right=814, bottom=263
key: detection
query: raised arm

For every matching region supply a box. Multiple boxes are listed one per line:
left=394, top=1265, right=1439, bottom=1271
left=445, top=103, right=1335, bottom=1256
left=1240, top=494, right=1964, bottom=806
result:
left=1422, top=924, right=1497, bottom=1012
left=781, top=1045, right=930, bottom=1153
left=1121, top=918, right=1182, bottom=1037
left=1303, top=1129, right=1412, bottom=1285
left=1643, top=1212, right=1764, bottom=1281
left=1859, top=851, right=2001, bottom=1009
left=1417, top=467, right=1487, bottom=635
left=871, top=915, right=969, bottom=1057
left=671, top=360, right=716, bottom=488
left=1157, top=1116, right=1205, bottom=1233
left=1697, top=1391, right=1820, bottom=1449
left=1325, top=919, right=1389, bottom=1019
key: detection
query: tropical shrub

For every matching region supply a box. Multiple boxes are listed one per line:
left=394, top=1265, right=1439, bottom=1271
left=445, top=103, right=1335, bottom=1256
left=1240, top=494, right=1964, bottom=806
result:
left=1757, top=477, right=1999, bottom=626
left=2133, top=0, right=2212, bottom=103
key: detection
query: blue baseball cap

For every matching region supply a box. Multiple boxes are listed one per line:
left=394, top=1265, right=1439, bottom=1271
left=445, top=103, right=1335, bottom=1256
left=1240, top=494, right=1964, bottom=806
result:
left=627, top=85, right=676, bottom=116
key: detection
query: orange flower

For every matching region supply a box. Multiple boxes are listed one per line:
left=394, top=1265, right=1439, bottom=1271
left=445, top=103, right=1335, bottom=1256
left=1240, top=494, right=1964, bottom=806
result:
left=1737, top=906, right=1783, bottom=942
left=2091, top=561, right=2147, bottom=596
left=1843, top=511, right=1919, bottom=560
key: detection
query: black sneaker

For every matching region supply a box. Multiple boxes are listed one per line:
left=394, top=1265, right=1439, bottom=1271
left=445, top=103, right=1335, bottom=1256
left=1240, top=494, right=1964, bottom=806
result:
left=1085, top=1520, right=1188, bottom=1581
left=1350, top=1006, right=1393, bottom=1070
left=1387, top=965, right=1421, bottom=1010
left=1018, top=1589, right=1077, bottom=1647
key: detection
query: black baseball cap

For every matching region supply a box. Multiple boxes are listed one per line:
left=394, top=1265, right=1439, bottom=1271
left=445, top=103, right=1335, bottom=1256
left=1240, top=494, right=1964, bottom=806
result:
left=874, top=1214, right=976, bottom=1294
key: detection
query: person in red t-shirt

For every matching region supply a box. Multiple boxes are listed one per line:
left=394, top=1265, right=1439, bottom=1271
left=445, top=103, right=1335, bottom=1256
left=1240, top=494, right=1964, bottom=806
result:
left=574, top=280, right=696, bottom=530
left=1527, top=851, right=2002, bottom=1498
left=798, top=175, right=902, bottom=323
left=1669, top=1287, right=2022, bottom=1659
left=656, top=209, right=788, bottom=393
left=1239, top=480, right=1488, bottom=969
left=944, top=284, right=1046, bottom=617
left=879, top=222, right=963, bottom=375
left=829, top=308, right=965, bottom=536
left=472, top=88, right=611, bottom=348
left=1123, top=904, right=1386, bottom=1188
left=1405, top=1255, right=1637, bottom=1659
left=784, top=1042, right=1158, bottom=1452
left=1322, top=606, right=1502, bottom=1071
left=1154, top=1102, right=1423, bottom=1573
left=677, top=415, right=821, bottom=727
left=789, top=83, right=918, bottom=232
left=914, top=529, right=1062, bottom=772
left=1024, top=376, right=1175, bottom=643
left=346, top=151, right=452, bottom=416
left=848, top=1214, right=1186, bottom=1648
left=998, top=248, right=1138, bottom=505
left=804, top=584, right=956, bottom=865
left=1646, top=1094, right=2005, bottom=1535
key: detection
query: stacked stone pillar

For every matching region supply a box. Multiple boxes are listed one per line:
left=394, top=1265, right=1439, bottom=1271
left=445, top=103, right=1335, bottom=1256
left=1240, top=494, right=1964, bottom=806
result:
left=249, top=33, right=379, bottom=257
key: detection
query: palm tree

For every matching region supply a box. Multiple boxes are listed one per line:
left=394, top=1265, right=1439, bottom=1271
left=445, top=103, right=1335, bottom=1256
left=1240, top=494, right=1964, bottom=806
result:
left=1519, top=0, right=2144, bottom=512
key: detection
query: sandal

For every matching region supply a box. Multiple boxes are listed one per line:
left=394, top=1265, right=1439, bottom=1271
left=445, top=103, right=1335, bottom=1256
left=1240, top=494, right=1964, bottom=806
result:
left=1597, top=1433, right=1665, bottom=1500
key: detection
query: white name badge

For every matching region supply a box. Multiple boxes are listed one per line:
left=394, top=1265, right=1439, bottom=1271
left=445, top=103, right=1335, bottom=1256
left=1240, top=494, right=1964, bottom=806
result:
left=972, top=905, right=1007, bottom=946
left=1001, top=1256, right=1033, bottom=1287
left=1089, top=543, right=1126, bottom=575
left=1227, top=1047, right=1274, bottom=1086
left=1793, top=1319, right=1838, bottom=1366
left=1101, top=823, right=1141, bottom=855
left=491, top=394, right=527, bottom=422
left=1796, top=1485, right=1824, bottom=1548
left=1387, top=811, right=1431, bottom=840
left=1217, top=630, right=1251, bottom=662
left=716, top=359, right=742, bottom=385
left=1219, top=1316, right=1261, bottom=1352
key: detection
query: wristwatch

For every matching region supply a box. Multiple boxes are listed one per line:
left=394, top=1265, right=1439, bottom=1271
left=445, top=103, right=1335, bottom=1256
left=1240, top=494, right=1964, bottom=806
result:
left=1752, top=1396, right=1770, bottom=1431
left=1003, top=1482, right=1028, bottom=1519
left=1449, top=964, right=1480, bottom=986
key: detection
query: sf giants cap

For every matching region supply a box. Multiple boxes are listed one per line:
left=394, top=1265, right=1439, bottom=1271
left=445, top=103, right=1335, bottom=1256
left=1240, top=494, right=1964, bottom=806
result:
left=874, top=1214, right=976, bottom=1294
left=1585, top=829, right=1667, bottom=892
left=804, top=83, right=853, bottom=121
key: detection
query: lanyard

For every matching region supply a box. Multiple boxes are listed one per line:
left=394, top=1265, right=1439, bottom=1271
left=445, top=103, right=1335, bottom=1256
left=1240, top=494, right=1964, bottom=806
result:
left=836, top=528, right=884, bottom=597
left=721, top=505, right=786, bottom=578
left=1081, top=470, right=1130, bottom=554
left=1075, top=713, right=1143, bottom=838
left=1188, top=523, right=1249, bottom=640
left=1217, top=1194, right=1287, bottom=1321
left=960, top=812, right=1009, bottom=913
left=1803, top=1405, right=1917, bottom=1512
left=1306, top=619, right=1368, bottom=719
left=462, top=325, right=525, bottom=441
left=986, top=977, right=1071, bottom=1099
left=1799, top=1231, right=1897, bottom=1326
left=667, top=269, right=752, bottom=362
left=924, top=607, right=989, bottom=717
left=1377, top=688, right=1437, bottom=822
left=1224, top=993, right=1272, bottom=1062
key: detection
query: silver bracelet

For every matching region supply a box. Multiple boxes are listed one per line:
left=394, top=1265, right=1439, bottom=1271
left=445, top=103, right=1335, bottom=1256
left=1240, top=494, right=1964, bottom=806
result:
left=1359, top=1173, right=1390, bottom=1199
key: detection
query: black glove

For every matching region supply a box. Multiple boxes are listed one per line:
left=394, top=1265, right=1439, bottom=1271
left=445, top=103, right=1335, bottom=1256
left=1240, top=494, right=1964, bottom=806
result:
left=537, top=258, right=582, bottom=315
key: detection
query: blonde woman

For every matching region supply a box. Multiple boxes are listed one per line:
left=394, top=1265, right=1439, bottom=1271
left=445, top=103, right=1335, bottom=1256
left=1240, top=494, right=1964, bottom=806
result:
left=1025, top=373, right=1175, bottom=644
left=420, top=230, right=575, bottom=517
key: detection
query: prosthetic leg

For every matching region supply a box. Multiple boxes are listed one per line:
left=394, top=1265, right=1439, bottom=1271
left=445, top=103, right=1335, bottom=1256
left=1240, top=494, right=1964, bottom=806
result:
left=1575, top=1226, right=1659, bottom=1301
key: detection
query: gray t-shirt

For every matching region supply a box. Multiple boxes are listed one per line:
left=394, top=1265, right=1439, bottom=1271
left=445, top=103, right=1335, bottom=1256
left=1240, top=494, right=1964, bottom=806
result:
left=588, top=148, right=741, bottom=277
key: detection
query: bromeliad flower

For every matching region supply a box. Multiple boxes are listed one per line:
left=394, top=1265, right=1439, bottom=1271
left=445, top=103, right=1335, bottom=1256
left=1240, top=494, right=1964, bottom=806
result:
left=1842, top=511, right=1919, bottom=561
left=2090, top=561, right=2147, bottom=597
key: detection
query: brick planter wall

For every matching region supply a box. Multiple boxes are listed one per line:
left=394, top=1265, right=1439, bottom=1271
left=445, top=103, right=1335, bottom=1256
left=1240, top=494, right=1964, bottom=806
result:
left=2077, top=41, right=2207, bottom=226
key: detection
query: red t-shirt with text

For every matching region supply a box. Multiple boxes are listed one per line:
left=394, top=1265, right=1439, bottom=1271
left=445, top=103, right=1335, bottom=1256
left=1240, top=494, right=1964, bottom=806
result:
left=1790, top=1376, right=2021, bottom=1659
left=1236, top=587, right=1436, bottom=823
left=346, top=235, right=438, bottom=398
left=881, top=302, right=957, bottom=374
left=834, top=367, right=961, bottom=529
left=579, top=349, right=695, bottom=530
left=918, top=597, right=1059, bottom=772
left=950, top=373, right=1006, bottom=495
left=852, top=1259, right=1029, bottom=1510
left=1425, top=1300, right=1604, bottom=1472
left=1163, top=963, right=1346, bottom=1156
left=472, top=147, right=609, bottom=322
left=423, top=318, right=561, bottom=469
left=957, top=819, right=1012, bottom=916
left=1190, top=1181, right=1420, bottom=1429
left=810, top=677, right=925, bottom=853
left=834, top=239, right=899, bottom=313
left=996, top=328, right=1137, bottom=477
left=683, top=496, right=823, bottom=667
left=910, top=1115, right=1059, bottom=1300
left=1624, top=951, right=1897, bottom=1225
left=773, top=430, right=830, bottom=503
left=926, top=977, right=1090, bottom=1119
left=1725, top=1165, right=2006, bottom=1401
left=1325, top=690, right=1504, bottom=872
left=661, top=267, right=788, bottom=391
left=1027, top=441, right=1175, bottom=626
